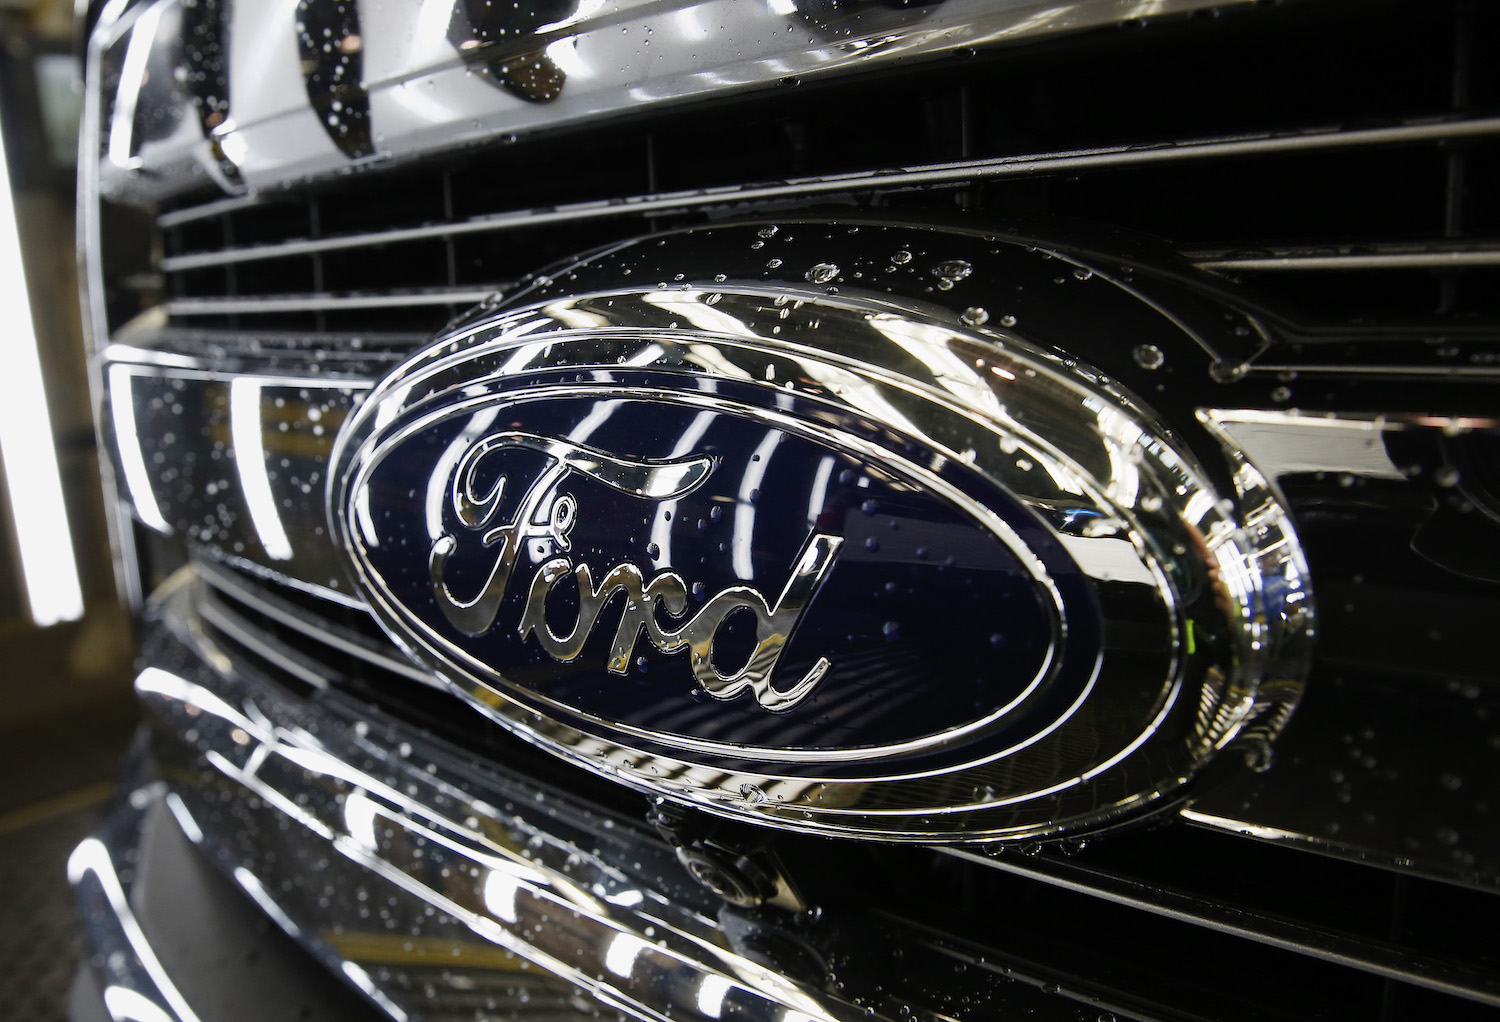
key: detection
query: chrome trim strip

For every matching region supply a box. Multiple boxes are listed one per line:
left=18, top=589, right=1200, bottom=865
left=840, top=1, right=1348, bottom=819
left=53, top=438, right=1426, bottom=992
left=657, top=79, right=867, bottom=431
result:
left=1191, top=241, right=1500, bottom=271
left=1201, top=410, right=1408, bottom=483
left=209, top=552, right=372, bottom=611
left=157, top=115, right=1500, bottom=273
left=69, top=787, right=203, bottom=1022
left=164, top=287, right=508, bottom=316
left=133, top=633, right=872, bottom=1021
left=82, top=0, right=147, bottom=611
left=113, top=0, right=1258, bottom=202
left=199, top=591, right=333, bottom=691
left=1249, top=362, right=1500, bottom=378
left=942, top=846, right=1500, bottom=1007
left=198, top=559, right=444, bottom=691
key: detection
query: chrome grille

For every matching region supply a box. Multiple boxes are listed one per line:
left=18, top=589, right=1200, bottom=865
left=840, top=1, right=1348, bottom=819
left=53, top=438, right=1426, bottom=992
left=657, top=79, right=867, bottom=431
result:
left=193, top=561, right=1500, bottom=1018
left=94, top=1, right=1500, bottom=1019
left=131, top=0, right=1500, bottom=356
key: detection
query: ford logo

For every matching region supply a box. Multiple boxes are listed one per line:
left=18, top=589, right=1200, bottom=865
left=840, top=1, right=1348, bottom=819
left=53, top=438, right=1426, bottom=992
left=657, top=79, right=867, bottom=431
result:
left=331, top=221, right=1312, bottom=841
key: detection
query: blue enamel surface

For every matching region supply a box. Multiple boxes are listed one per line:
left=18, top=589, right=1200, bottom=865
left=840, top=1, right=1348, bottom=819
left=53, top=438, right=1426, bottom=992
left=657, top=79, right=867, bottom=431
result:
left=353, top=372, right=1103, bottom=771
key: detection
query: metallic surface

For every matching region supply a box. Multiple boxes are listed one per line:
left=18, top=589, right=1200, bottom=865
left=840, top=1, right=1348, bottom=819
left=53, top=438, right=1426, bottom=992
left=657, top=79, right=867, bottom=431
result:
left=106, top=571, right=1152, bottom=1022
left=324, top=220, right=1313, bottom=841
left=151, top=113, right=1500, bottom=274
left=941, top=844, right=1500, bottom=1006
left=90, top=229, right=1500, bottom=879
left=97, top=0, right=1267, bottom=204
left=70, top=797, right=206, bottom=1022
left=77, top=0, right=1500, bottom=1017
left=1188, top=239, right=1500, bottom=272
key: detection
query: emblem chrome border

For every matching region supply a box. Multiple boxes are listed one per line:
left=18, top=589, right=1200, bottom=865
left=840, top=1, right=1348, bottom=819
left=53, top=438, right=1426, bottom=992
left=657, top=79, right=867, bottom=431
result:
left=330, top=220, right=1314, bottom=842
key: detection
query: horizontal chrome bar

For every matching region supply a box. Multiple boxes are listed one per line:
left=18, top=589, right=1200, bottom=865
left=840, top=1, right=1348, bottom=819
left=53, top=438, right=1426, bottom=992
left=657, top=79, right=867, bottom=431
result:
left=1249, top=362, right=1500, bottom=377
left=944, top=846, right=1500, bottom=1008
left=199, top=592, right=332, bottom=691
left=157, top=193, right=266, bottom=229
left=107, top=0, right=1258, bottom=204
left=198, top=559, right=444, bottom=691
left=70, top=785, right=205, bottom=1022
left=1190, top=241, right=1500, bottom=271
left=158, top=115, right=1500, bottom=273
left=164, top=287, right=508, bottom=316
left=139, top=582, right=1062, bottom=1022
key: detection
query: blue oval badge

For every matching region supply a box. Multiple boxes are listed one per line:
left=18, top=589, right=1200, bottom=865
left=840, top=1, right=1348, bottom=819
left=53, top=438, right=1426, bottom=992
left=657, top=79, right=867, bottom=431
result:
left=330, top=222, right=1312, bottom=841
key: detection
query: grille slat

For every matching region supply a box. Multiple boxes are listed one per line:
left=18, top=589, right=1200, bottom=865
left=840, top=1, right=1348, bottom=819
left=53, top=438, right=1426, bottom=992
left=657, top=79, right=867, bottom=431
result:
left=157, top=113, right=1500, bottom=275
left=190, top=562, right=1500, bottom=1018
left=945, top=847, right=1500, bottom=1008
left=1189, top=240, right=1500, bottom=271
left=163, top=286, right=510, bottom=316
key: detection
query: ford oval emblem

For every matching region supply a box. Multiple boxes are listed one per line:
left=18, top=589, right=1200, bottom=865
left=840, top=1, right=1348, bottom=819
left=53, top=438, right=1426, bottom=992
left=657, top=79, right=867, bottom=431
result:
left=330, top=221, right=1313, bottom=841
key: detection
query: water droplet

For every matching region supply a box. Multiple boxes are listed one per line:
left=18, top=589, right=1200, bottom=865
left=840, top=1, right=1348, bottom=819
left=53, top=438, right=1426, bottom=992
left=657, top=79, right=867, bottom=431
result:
left=766, top=258, right=783, bottom=269
left=757, top=225, right=778, bottom=238
left=1133, top=344, right=1165, bottom=370
left=999, top=314, right=1017, bottom=328
left=1140, top=493, right=1163, bottom=512
left=1434, top=465, right=1461, bottom=487
left=691, top=581, right=706, bottom=599
left=646, top=543, right=660, bottom=558
left=960, top=307, right=989, bottom=327
left=989, top=633, right=1005, bottom=647
left=1436, top=827, right=1461, bottom=846
left=1271, top=385, right=1292, bottom=403
left=739, top=784, right=766, bottom=803
left=882, top=621, right=900, bottom=641
left=805, top=262, right=839, bottom=284
left=1210, top=359, right=1249, bottom=383
left=1072, top=267, right=1094, bottom=281
left=931, top=259, right=972, bottom=282
left=865, top=537, right=880, bottom=552
left=891, top=250, right=912, bottom=265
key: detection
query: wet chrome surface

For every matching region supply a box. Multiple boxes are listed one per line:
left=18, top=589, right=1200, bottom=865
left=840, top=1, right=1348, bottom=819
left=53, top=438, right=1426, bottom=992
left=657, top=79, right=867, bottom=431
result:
left=94, top=0, right=1259, bottom=203
left=92, top=215, right=1500, bottom=877
left=105, top=570, right=1146, bottom=1022
left=322, top=221, right=1312, bottom=841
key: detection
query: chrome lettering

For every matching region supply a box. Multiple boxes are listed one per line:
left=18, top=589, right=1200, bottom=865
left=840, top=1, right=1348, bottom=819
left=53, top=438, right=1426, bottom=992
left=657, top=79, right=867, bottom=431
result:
left=429, top=431, right=841, bottom=711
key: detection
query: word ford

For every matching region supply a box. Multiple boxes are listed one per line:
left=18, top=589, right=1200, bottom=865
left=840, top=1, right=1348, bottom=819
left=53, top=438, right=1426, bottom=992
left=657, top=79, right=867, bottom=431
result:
left=427, top=432, right=842, bottom=711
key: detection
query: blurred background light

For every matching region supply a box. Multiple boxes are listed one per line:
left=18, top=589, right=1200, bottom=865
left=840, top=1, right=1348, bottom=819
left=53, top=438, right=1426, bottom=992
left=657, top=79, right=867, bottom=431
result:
left=0, top=97, right=83, bottom=626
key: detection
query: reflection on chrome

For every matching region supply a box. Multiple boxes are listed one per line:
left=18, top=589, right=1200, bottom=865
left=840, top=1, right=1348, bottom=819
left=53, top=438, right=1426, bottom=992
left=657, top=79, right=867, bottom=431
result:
left=733, top=430, right=779, bottom=580
left=324, top=221, right=1314, bottom=840
left=229, top=378, right=293, bottom=561
left=108, top=366, right=171, bottom=534
left=103, top=986, right=178, bottom=1022
left=69, top=835, right=205, bottom=1022
left=340, top=961, right=409, bottom=1022
left=106, top=0, right=167, bottom=171
left=650, top=408, right=718, bottom=565
left=133, top=660, right=855, bottom=1022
